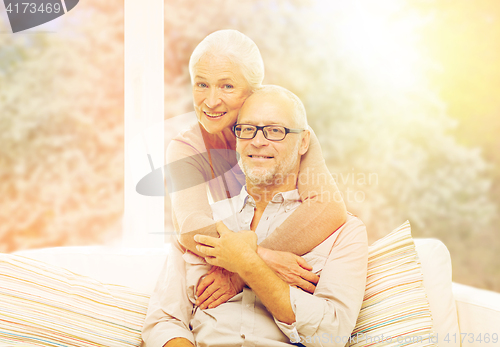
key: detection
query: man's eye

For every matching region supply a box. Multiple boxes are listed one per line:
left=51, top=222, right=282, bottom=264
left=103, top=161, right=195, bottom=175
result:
left=242, top=127, right=255, bottom=132
left=196, top=83, right=207, bottom=88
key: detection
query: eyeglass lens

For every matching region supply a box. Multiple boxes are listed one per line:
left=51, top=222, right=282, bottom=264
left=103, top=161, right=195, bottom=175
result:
left=235, top=125, right=286, bottom=140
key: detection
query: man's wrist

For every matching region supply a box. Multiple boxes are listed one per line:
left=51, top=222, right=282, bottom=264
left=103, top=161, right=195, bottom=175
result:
left=238, top=250, right=266, bottom=279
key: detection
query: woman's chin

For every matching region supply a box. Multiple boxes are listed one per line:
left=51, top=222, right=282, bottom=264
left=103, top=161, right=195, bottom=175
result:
left=199, top=114, right=236, bottom=134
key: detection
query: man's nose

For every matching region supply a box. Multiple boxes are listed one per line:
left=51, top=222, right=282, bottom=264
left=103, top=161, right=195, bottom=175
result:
left=204, top=88, right=222, bottom=108
left=251, top=129, right=269, bottom=147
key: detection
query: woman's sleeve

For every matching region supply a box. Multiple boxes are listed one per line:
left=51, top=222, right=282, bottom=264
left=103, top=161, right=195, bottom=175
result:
left=258, top=127, right=347, bottom=255
left=166, top=139, right=219, bottom=255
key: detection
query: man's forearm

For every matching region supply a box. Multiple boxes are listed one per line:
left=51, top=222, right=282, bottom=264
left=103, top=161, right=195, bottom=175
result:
left=164, top=337, right=195, bottom=347
left=194, top=224, right=296, bottom=324
left=238, top=251, right=296, bottom=325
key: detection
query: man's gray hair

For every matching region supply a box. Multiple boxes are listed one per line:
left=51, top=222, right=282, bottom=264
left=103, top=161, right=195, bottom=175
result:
left=189, top=30, right=265, bottom=91
left=251, top=85, right=308, bottom=129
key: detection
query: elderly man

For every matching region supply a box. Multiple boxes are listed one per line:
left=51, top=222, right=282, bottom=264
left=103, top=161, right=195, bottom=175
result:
left=142, top=86, right=368, bottom=347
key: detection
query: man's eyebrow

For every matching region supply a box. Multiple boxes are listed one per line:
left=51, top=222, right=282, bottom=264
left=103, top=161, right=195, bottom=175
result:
left=238, top=120, right=285, bottom=126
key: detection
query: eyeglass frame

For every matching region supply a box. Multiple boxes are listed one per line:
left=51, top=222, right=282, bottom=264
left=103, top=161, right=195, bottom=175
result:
left=232, top=124, right=305, bottom=141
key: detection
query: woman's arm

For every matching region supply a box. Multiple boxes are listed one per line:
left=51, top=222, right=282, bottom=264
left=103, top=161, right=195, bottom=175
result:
left=258, top=127, right=347, bottom=255
left=166, top=137, right=219, bottom=256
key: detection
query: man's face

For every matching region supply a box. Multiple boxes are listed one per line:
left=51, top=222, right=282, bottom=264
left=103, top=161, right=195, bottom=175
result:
left=192, top=54, right=252, bottom=135
left=236, top=93, right=308, bottom=186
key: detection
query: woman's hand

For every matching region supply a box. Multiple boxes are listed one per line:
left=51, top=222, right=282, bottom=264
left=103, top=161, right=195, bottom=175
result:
left=257, top=247, right=319, bottom=293
left=195, top=266, right=245, bottom=309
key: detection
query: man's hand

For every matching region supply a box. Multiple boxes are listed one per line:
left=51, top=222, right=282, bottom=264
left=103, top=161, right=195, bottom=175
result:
left=257, top=247, right=319, bottom=293
left=196, top=266, right=245, bottom=309
left=194, top=221, right=257, bottom=273
left=164, top=337, right=194, bottom=347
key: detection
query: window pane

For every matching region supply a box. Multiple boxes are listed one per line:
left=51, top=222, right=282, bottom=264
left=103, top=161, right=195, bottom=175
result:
left=0, top=0, right=124, bottom=251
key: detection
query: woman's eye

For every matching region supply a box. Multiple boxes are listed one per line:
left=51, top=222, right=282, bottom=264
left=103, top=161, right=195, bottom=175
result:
left=223, top=84, right=234, bottom=89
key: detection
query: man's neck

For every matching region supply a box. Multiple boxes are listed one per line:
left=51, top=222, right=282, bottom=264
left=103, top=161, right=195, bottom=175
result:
left=246, top=173, right=297, bottom=231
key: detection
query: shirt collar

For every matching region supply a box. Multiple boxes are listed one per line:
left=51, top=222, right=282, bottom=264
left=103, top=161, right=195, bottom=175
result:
left=237, top=185, right=301, bottom=213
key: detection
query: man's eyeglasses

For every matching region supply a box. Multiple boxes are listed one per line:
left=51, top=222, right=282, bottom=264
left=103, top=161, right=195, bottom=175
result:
left=233, top=124, right=305, bottom=141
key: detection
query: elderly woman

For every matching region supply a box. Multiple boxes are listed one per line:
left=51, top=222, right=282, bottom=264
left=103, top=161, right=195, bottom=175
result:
left=167, top=29, right=347, bottom=309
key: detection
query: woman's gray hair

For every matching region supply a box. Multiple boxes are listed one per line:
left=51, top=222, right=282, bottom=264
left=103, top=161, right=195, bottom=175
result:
left=189, top=30, right=265, bottom=91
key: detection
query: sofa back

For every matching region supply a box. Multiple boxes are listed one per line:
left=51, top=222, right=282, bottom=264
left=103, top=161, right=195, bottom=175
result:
left=15, top=245, right=171, bottom=294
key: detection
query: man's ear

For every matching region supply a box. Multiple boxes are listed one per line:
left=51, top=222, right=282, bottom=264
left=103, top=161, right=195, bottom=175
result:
left=298, top=130, right=311, bottom=156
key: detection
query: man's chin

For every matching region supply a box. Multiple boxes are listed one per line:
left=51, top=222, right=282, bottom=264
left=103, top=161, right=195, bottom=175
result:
left=246, top=170, right=274, bottom=186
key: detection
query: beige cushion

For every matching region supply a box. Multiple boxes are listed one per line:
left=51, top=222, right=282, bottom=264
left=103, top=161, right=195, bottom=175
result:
left=414, top=239, right=460, bottom=346
left=349, top=221, right=438, bottom=346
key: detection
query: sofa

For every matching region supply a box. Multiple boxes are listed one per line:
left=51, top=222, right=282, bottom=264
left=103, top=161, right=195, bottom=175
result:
left=1, top=231, right=500, bottom=347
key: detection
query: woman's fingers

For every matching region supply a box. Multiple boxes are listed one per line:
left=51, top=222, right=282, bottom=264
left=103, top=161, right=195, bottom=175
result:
left=299, top=268, right=320, bottom=284
left=196, top=279, right=219, bottom=307
left=199, top=287, right=225, bottom=309
left=282, top=273, right=318, bottom=293
left=196, top=272, right=215, bottom=297
left=208, top=293, right=233, bottom=309
left=296, top=279, right=317, bottom=294
left=196, top=267, right=241, bottom=309
left=295, top=255, right=313, bottom=271
left=277, top=265, right=319, bottom=293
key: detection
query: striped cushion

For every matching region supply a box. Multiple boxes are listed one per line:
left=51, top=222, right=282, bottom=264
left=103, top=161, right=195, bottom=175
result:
left=349, top=221, right=438, bottom=346
left=0, top=254, right=150, bottom=347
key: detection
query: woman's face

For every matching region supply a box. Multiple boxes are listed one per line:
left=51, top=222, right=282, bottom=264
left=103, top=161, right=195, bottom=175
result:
left=192, top=54, right=252, bottom=134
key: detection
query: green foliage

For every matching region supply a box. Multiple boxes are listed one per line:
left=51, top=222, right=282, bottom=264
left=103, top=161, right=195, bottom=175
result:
left=163, top=0, right=495, bottom=235
left=164, top=0, right=497, bottom=289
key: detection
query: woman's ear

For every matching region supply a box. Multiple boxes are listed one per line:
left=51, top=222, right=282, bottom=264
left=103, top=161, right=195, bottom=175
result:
left=298, top=130, right=311, bottom=155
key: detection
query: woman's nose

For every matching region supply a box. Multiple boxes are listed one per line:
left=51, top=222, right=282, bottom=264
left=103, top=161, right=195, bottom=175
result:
left=204, top=88, right=222, bottom=108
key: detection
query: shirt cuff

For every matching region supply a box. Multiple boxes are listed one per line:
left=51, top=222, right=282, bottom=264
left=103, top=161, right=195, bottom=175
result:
left=273, top=286, right=326, bottom=341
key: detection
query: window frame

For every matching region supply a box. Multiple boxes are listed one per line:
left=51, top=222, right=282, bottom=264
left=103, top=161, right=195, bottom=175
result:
left=123, top=0, right=165, bottom=247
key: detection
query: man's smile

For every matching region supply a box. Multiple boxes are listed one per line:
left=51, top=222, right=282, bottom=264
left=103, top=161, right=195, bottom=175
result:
left=248, top=154, right=273, bottom=159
